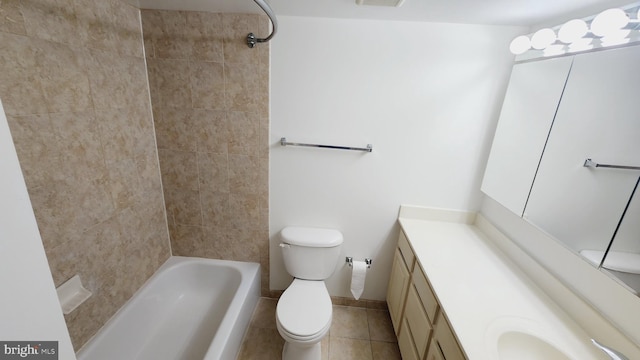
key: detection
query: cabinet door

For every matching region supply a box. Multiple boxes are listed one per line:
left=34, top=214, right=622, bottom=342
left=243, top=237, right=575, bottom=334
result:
left=405, top=285, right=432, bottom=358
left=434, top=312, right=466, bottom=360
left=481, top=56, right=573, bottom=216
left=524, top=45, right=640, bottom=258
left=413, top=265, right=439, bottom=323
left=398, top=318, right=420, bottom=360
left=387, top=249, right=410, bottom=333
left=426, top=339, right=446, bottom=360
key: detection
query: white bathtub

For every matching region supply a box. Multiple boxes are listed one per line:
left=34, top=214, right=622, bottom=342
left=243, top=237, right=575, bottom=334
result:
left=77, top=257, right=261, bottom=360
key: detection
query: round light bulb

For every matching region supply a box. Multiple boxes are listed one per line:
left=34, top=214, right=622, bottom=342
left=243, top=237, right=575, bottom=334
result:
left=531, top=28, right=556, bottom=49
left=509, top=35, right=531, bottom=54
left=591, top=8, right=629, bottom=37
left=558, top=19, right=588, bottom=43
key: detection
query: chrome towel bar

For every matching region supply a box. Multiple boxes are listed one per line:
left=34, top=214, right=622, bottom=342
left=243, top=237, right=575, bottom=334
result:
left=280, top=137, right=373, bottom=153
left=584, top=158, right=640, bottom=171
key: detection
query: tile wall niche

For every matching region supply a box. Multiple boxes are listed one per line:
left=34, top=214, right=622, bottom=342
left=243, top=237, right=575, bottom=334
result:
left=141, top=10, right=271, bottom=295
left=0, top=0, right=170, bottom=349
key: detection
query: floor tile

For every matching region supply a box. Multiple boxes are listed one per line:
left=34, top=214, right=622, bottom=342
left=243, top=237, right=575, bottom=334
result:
left=329, top=337, right=373, bottom=360
left=366, top=309, right=395, bottom=342
left=237, top=326, right=284, bottom=360
left=250, top=297, right=277, bottom=329
left=321, top=336, right=329, bottom=360
left=371, top=341, right=401, bottom=360
left=331, top=306, right=370, bottom=340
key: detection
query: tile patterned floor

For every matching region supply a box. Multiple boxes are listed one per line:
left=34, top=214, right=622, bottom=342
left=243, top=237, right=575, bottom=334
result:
left=237, top=298, right=401, bottom=360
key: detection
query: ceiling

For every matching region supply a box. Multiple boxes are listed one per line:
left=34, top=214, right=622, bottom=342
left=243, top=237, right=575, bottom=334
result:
left=125, top=0, right=637, bottom=27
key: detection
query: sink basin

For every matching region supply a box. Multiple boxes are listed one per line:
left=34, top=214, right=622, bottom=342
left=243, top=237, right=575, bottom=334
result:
left=485, top=317, right=605, bottom=360
left=497, top=331, right=571, bottom=360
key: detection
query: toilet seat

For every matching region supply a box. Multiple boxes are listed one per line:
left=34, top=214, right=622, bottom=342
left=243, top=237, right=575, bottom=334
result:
left=276, top=279, right=332, bottom=340
left=277, top=316, right=331, bottom=344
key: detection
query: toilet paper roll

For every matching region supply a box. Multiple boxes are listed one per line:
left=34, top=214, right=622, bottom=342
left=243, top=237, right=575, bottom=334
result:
left=350, top=261, right=367, bottom=300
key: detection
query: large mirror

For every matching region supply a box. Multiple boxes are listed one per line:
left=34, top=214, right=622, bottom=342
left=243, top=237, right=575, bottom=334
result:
left=482, top=43, right=640, bottom=295
left=523, top=44, right=640, bottom=294
left=481, top=56, right=573, bottom=216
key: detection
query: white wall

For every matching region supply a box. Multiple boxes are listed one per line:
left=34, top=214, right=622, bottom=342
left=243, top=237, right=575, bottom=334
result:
left=270, top=16, right=524, bottom=299
left=0, top=100, right=76, bottom=358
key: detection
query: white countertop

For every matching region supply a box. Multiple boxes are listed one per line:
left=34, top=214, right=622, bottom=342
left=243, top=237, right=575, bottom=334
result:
left=398, top=206, right=606, bottom=359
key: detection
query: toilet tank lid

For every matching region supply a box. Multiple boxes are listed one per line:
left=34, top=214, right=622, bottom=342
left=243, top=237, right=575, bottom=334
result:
left=281, top=227, right=343, bottom=247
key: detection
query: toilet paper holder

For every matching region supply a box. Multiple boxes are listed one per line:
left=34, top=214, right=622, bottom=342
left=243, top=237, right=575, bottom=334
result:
left=346, top=257, right=372, bottom=268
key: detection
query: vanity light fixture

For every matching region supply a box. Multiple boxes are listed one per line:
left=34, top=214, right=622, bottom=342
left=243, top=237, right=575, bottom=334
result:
left=568, top=38, right=594, bottom=52
left=601, top=29, right=632, bottom=46
left=509, top=4, right=640, bottom=57
left=543, top=44, right=566, bottom=57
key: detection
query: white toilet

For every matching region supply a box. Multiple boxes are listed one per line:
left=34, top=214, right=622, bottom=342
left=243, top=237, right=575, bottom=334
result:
left=276, top=226, right=343, bottom=360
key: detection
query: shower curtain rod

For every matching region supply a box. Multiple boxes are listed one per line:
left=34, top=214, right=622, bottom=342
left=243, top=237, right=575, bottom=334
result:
left=247, top=0, right=278, bottom=48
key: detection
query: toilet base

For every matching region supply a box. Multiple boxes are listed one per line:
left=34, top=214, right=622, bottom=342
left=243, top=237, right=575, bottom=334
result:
left=282, top=341, right=321, bottom=360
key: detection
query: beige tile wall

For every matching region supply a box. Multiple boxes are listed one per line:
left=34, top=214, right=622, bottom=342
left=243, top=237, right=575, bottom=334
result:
left=141, top=10, right=271, bottom=295
left=0, top=0, right=170, bottom=349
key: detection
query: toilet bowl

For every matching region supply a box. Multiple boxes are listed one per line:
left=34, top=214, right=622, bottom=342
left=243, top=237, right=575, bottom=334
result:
left=276, top=227, right=343, bottom=360
left=276, top=279, right=332, bottom=359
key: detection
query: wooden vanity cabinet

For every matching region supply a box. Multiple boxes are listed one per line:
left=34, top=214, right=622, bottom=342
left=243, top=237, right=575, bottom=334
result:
left=388, top=230, right=467, bottom=360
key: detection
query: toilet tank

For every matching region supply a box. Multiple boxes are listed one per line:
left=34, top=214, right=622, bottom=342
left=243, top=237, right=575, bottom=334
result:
left=280, top=227, right=343, bottom=281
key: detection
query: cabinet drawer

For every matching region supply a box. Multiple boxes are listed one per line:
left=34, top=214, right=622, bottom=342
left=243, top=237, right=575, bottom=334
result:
left=413, top=264, right=439, bottom=323
left=398, top=318, right=420, bottom=360
left=434, top=312, right=466, bottom=360
left=405, top=285, right=432, bottom=358
left=398, top=230, right=415, bottom=271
